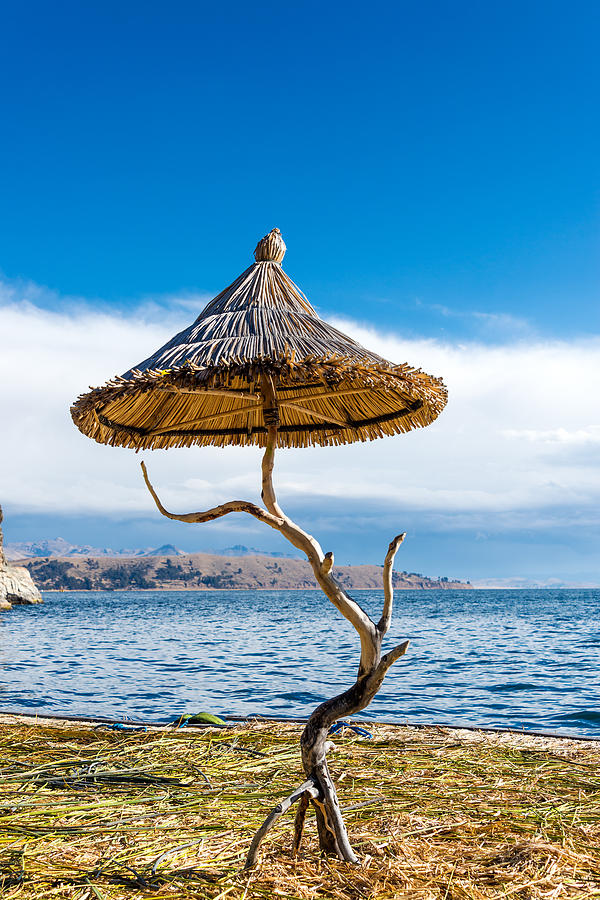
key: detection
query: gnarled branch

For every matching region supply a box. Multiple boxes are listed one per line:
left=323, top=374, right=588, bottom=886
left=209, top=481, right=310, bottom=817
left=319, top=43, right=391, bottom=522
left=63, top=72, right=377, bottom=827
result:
left=140, top=426, right=409, bottom=868
left=141, top=460, right=283, bottom=530
left=259, top=424, right=378, bottom=673
left=142, top=434, right=378, bottom=670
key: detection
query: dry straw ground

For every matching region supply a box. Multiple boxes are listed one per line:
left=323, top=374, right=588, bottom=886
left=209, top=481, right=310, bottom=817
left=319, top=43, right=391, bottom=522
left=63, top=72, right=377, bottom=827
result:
left=0, top=717, right=598, bottom=899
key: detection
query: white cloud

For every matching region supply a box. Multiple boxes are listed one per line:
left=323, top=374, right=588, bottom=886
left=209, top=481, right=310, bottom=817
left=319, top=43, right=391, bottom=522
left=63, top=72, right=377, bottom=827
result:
left=321, top=317, right=600, bottom=515
left=1, top=284, right=599, bottom=535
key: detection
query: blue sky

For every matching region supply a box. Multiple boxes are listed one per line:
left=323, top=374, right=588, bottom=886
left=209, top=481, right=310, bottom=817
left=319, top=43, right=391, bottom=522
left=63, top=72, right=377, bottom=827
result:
left=2, top=1, right=598, bottom=336
left=1, top=2, right=599, bottom=583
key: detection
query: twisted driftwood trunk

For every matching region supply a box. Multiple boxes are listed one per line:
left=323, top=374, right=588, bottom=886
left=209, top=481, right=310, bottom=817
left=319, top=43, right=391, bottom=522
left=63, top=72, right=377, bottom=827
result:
left=141, top=397, right=408, bottom=866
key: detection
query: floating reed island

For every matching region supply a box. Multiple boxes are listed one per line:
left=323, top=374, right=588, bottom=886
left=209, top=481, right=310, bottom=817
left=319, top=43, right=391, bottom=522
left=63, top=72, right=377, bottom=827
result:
left=1, top=715, right=599, bottom=899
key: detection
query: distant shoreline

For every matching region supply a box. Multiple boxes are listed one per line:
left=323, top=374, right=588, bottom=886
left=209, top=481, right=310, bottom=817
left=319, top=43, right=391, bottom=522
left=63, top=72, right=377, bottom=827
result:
left=41, top=585, right=472, bottom=593
left=39, top=585, right=600, bottom=593
left=19, top=550, right=472, bottom=592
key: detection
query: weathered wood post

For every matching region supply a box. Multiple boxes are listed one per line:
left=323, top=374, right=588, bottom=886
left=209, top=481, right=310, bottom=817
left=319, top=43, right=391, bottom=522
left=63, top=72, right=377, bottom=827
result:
left=141, top=418, right=409, bottom=864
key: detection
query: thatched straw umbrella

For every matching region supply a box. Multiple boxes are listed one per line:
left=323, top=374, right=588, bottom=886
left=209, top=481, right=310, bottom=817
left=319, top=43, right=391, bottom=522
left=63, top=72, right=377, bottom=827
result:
left=71, top=228, right=447, bottom=866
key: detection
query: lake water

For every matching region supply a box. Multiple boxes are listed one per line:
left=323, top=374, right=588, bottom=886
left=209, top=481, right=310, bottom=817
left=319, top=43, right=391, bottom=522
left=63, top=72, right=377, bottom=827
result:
left=1, top=589, right=599, bottom=737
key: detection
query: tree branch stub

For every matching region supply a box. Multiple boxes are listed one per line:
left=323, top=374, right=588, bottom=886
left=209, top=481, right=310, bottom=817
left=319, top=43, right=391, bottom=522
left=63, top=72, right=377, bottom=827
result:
left=378, top=532, right=406, bottom=636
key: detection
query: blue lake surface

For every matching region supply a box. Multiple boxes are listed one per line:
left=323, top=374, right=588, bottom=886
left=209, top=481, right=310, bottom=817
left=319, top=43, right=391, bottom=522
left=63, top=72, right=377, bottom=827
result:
left=1, top=589, right=599, bottom=736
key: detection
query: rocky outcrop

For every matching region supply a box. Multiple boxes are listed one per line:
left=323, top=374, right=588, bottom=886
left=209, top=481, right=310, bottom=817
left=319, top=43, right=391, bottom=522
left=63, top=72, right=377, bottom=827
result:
left=0, top=567, right=43, bottom=608
left=0, top=506, right=42, bottom=609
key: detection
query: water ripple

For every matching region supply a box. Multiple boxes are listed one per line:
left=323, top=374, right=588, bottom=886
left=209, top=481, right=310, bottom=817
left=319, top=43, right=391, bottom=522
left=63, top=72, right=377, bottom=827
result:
left=0, top=588, right=599, bottom=736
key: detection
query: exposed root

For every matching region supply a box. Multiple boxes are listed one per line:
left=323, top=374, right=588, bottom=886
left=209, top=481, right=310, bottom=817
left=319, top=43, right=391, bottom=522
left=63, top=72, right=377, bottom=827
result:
left=244, top=779, right=319, bottom=869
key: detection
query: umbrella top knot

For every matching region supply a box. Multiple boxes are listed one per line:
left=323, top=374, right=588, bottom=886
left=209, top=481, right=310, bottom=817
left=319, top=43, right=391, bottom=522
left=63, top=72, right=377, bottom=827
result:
left=254, top=228, right=286, bottom=263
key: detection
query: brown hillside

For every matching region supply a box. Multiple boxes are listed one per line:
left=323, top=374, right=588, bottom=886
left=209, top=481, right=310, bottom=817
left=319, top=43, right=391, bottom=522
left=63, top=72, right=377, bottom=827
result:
left=20, top=552, right=471, bottom=592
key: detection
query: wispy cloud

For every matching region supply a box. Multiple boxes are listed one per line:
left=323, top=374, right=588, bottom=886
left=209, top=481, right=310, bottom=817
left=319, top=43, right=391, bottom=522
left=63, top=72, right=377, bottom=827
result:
left=0, top=273, right=211, bottom=325
left=412, top=298, right=532, bottom=337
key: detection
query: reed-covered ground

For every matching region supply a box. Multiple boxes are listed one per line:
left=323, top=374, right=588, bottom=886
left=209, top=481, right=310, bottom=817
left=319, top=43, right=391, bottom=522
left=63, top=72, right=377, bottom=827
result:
left=0, top=716, right=598, bottom=899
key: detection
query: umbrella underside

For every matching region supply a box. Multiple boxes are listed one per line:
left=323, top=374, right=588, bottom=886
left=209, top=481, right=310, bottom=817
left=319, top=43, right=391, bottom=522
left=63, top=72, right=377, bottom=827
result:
left=72, top=359, right=445, bottom=450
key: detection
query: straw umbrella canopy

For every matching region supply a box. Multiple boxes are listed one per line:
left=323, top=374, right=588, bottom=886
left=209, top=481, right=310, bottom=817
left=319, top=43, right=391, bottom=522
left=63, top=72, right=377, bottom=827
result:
left=71, top=229, right=447, bottom=450
left=70, top=229, right=448, bottom=868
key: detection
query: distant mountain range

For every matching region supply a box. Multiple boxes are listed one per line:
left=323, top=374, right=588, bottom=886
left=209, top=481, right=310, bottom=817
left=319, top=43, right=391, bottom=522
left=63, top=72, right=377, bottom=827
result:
left=4, top=539, right=297, bottom=561
left=6, top=538, right=472, bottom=591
